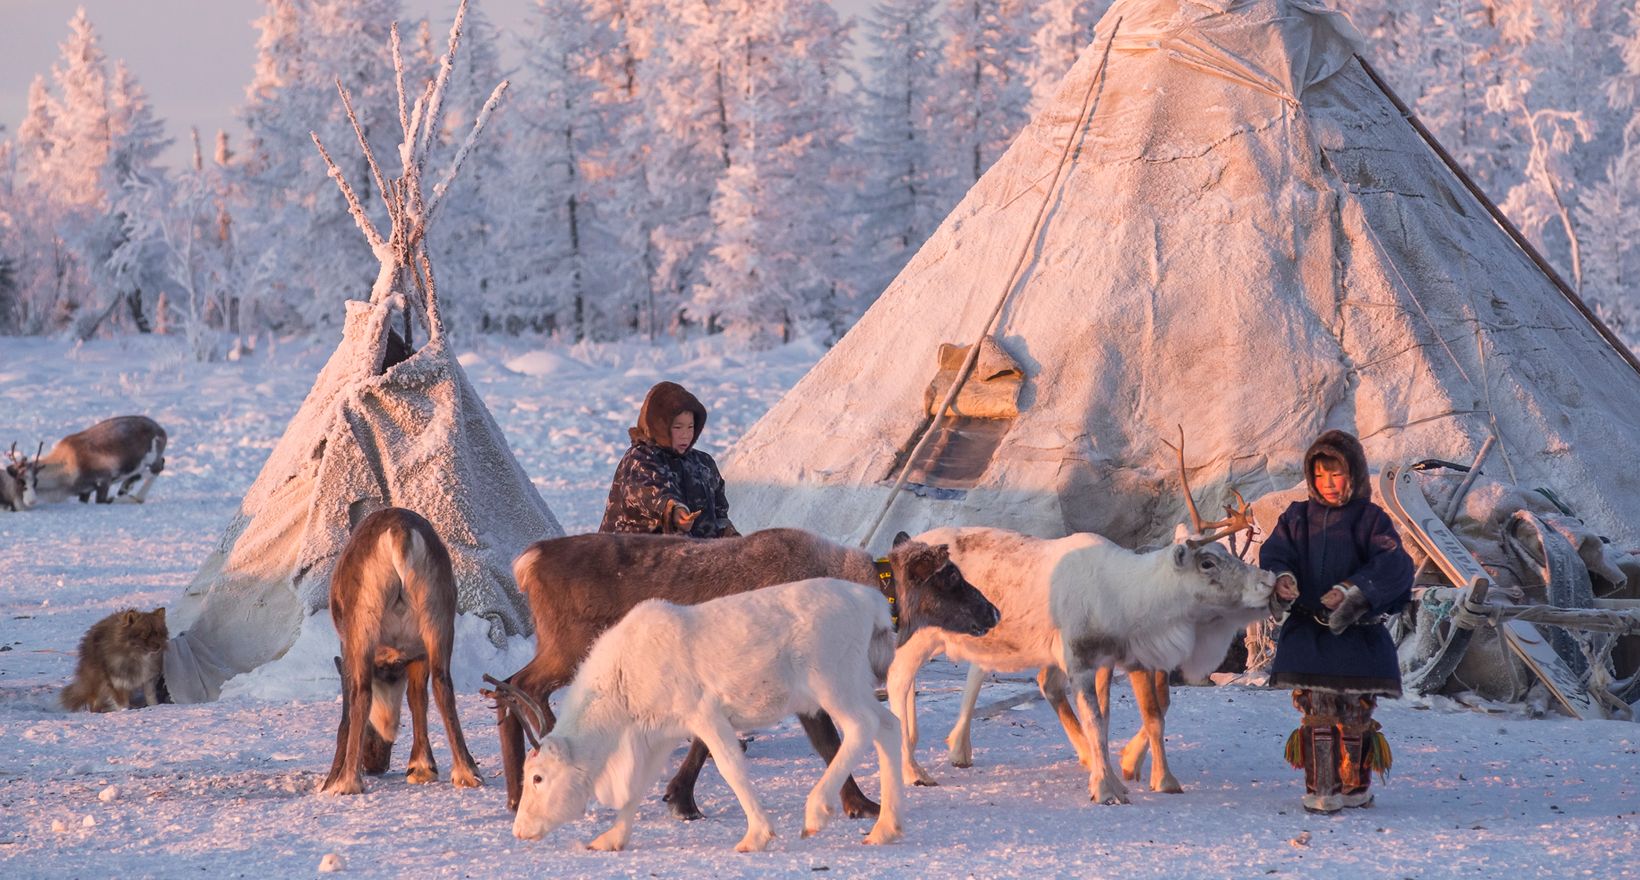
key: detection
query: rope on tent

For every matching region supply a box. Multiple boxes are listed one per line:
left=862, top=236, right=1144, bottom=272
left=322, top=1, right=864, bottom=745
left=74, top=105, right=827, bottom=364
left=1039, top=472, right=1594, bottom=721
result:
left=857, top=18, right=1124, bottom=550
left=1357, top=57, right=1640, bottom=381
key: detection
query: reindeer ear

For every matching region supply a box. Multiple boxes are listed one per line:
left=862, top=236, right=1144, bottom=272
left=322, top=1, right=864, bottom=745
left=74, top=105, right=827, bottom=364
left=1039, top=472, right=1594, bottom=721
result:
left=154, top=607, right=166, bottom=623
left=1173, top=523, right=1191, bottom=544
left=892, top=531, right=911, bottom=548
left=542, top=737, right=573, bottom=763
left=1172, top=545, right=1189, bottom=569
left=930, top=543, right=951, bottom=570
left=122, top=610, right=138, bottom=626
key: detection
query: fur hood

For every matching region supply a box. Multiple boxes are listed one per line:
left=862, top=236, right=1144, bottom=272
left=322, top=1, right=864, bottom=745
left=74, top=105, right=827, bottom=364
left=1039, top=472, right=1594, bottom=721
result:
left=630, top=381, right=708, bottom=450
left=1303, top=429, right=1371, bottom=506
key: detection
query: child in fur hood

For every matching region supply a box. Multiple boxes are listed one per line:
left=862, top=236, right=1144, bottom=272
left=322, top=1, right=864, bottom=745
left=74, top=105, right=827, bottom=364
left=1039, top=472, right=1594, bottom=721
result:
left=599, top=381, right=739, bottom=538
left=1259, top=429, right=1414, bottom=813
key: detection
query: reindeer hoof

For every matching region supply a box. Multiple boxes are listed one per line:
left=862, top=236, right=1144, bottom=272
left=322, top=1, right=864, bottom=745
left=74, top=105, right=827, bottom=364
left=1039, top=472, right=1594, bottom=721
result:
left=863, top=823, right=902, bottom=846
left=406, top=765, right=438, bottom=785
left=586, top=832, right=626, bottom=852
left=319, top=775, right=365, bottom=796
left=912, top=777, right=939, bottom=787
left=452, top=767, right=483, bottom=788
left=841, top=795, right=880, bottom=819
left=735, top=828, right=774, bottom=853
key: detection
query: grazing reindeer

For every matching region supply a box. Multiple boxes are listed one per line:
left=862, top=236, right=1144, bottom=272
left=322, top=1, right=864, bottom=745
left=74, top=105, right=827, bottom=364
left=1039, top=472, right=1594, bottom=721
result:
left=319, top=508, right=483, bottom=795
left=9, top=416, right=168, bottom=508
left=1, top=444, right=27, bottom=511
left=888, top=432, right=1279, bottom=803
left=492, top=529, right=998, bottom=817
left=499, top=579, right=907, bottom=852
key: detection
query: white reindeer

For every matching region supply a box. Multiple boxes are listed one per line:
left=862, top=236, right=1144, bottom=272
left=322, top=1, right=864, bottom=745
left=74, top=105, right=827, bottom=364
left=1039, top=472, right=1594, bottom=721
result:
left=6, top=416, right=167, bottom=508
left=888, top=439, right=1280, bottom=804
left=498, top=578, right=906, bottom=853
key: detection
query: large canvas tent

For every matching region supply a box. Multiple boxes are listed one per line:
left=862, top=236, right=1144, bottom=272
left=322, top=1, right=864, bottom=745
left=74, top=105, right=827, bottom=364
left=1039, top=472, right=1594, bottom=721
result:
left=163, top=4, right=560, bottom=702
left=724, top=0, right=1640, bottom=554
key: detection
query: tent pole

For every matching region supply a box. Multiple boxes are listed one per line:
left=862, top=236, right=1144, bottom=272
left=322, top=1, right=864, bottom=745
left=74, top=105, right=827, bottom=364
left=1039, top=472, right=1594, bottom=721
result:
left=1356, top=57, right=1640, bottom=379
left=858, top=19, right=1124, bottom=550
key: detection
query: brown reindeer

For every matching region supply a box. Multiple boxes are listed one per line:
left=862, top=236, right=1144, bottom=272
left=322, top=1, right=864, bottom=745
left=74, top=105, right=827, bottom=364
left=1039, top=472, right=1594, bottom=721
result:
left=319, top=508, right=483, bottom=795
left=7, top=416, right=167, bottom=508
left=491, top=528, right=998, bottom=818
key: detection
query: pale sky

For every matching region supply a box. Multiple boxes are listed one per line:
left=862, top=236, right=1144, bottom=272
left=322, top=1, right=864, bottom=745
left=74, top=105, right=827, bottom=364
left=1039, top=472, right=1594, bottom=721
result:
left=1, top=0, right=873, bottom=167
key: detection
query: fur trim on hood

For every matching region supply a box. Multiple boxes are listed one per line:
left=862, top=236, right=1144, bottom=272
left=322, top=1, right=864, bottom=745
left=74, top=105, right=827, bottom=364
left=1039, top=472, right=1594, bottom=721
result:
left=630, top=381, right=708, bottom=449
left=1303, top=429, right=1371, bottom=506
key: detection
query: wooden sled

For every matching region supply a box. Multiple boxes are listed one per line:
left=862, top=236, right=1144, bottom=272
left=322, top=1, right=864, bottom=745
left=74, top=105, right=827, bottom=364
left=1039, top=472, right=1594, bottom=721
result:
left=1380, top=462, right=1596, bottom=718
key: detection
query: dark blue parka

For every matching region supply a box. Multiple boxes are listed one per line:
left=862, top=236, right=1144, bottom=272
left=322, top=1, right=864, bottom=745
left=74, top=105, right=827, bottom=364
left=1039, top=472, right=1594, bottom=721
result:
left=1260, top=431, right=1414, bottom=696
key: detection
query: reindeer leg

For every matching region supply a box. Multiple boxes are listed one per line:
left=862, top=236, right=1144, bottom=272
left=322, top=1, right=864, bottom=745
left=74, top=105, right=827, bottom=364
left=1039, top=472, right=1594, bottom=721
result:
left=798, top=711, right=879, bottom=818
left=323, top=657, right=352, bottom=786
left=404, top=658, right=438, bottom=784
left=426, top=656, right=480, bottom=789
left=94, top=481, right=112, bottom=504
left=663, top=739, right=711, bottom=821
left=1133, top=670, right=1180, bottom=793
left=865, top=702, right=905, bottom=846
left=1072, top=667, right=1129, bottom=805
left=1039, top=666, right=1092, bottom=768
left=695, top=714, right=775, bottom=852
left=802, top=710, right=875, bottom=841
left=945, top=664, right=984, bottom=768
left=588, top=737, right=670, bottom=852
left=321, top=646, right=374, bottom=795
left=886, top=637, right=940, bottom=786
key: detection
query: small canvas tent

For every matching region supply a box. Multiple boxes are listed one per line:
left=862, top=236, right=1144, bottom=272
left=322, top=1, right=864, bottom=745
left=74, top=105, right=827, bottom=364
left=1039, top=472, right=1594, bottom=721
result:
left=164, top=3, right=559, bottom=702
left=723, top=0, right=1640, bottom=555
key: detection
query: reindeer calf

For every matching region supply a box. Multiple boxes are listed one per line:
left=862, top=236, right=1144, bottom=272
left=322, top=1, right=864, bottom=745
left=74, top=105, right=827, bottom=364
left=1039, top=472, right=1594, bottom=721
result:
left=503, top=579, right=907, bottom=852
left=319, top=508, right=482, bottom=795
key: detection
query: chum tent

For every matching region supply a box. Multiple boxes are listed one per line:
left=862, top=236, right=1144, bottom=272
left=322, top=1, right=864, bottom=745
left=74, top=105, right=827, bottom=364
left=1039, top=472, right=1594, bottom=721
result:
left=723, top=0, right=1640, bottom=557
left=163, top=3, right=559, bottom=702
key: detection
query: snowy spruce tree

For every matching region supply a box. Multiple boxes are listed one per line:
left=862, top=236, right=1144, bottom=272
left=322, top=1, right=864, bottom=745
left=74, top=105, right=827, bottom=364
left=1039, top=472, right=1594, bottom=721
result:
left=943, top=0, right=1037, bottom=186
left=694, top=0, right=854, bottom=345
left=853, top=0, right=959, bottom=301
left=236, top=0, right=401, bottom=332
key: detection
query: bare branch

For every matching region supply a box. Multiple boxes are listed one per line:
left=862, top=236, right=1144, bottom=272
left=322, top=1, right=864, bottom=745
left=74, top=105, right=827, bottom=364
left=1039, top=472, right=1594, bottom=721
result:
left=426, top=80, right=508, bottom=226
left=416, top=0, right=470, bottom=171
left=335, top=79, right=394, bottom=219
left=415, top=244, right=445, bottom=342
left=310, top=131, right=385, bottom=252
left=390, top=22, right=410, bottom=150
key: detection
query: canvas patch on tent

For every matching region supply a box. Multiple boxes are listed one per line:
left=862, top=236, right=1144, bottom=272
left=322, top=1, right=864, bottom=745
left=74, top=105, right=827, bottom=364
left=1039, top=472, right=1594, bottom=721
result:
left=895, top=337, right=1022, bottom=487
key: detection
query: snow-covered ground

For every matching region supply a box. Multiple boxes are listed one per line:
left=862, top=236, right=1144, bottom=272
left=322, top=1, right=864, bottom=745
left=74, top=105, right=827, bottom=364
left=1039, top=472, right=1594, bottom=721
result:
left=1, top=334, right=1636, bottom=879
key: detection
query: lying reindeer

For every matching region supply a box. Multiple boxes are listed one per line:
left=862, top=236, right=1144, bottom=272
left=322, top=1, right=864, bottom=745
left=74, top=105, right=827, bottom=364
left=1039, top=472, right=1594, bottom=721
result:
left=319, top=507, right=483, bottom=795
left=499, top=579, right=910, bottom=852
left=5, top=416, right=168, bottom=508
left=492, top=528, right=999, bottom=818
left=888, top=433, right=1281, bottom=804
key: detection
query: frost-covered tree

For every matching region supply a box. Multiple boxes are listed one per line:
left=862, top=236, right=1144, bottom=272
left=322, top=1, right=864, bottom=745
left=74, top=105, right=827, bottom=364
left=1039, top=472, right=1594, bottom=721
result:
left=943, top=0, right=1036, bottom=186
left=421, top=0, right=515, bottom=338
left=853, top=0, right=957, bottom=301
left=236, top=0, right=400, bottom=332
left=693, top=0, right=854, bottom=345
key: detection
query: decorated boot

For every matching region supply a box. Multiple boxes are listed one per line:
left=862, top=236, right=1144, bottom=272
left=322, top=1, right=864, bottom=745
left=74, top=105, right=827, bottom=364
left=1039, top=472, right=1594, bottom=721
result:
left=1338, top=697, right=1391, bottom=809
left=1286, top=691, right=1344, bottom=813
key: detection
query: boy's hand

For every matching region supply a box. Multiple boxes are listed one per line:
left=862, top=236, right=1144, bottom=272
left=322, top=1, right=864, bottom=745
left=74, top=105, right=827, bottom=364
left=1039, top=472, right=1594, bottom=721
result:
left=1274, top=573, right=1299, bottom=602
left=1321, top=586, right=1346, bottom=609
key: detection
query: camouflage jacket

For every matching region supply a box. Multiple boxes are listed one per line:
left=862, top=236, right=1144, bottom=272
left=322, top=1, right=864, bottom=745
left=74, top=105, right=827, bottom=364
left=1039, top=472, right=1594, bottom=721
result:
left=598, top=440, right=733, bottom=538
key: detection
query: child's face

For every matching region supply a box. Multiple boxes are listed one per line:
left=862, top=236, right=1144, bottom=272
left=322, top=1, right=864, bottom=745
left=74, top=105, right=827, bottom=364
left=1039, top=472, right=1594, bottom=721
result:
left=669, top=413, right=695, bottom=453
left=1312, top=460, right=1349, bottom=506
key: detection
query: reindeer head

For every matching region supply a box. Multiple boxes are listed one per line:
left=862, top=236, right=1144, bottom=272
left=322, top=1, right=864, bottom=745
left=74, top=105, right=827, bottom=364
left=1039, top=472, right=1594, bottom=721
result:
left=485, top=676, right=594, bottom=841
left=887, top=533, right=1000, bottom=640
left=1163, top=427, right=1281, bottom=616
left=1, top=443, right=31, bottom=512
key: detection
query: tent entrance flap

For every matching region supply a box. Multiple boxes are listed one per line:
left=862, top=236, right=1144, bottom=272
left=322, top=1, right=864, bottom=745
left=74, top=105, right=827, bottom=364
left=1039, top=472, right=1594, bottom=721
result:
left=892, top=336, right=1023, bottom=488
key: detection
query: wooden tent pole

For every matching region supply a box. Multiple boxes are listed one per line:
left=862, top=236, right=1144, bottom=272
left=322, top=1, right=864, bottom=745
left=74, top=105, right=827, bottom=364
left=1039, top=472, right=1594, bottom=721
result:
left=1357, top=57, right=1640, bottom=378
left=858, top=18, right=1124, bottom=550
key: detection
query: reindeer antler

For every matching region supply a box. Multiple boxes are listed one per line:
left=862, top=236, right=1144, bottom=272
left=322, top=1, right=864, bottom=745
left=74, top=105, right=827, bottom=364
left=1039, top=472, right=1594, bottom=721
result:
left=1164, top=426, right=1256, bottom=553
left=482, top=673, right=545, bottom=751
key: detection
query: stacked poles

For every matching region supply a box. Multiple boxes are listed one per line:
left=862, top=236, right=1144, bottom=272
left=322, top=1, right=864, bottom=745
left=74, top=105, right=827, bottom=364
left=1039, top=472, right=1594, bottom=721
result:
left=309, top=0, right=508, bottom=344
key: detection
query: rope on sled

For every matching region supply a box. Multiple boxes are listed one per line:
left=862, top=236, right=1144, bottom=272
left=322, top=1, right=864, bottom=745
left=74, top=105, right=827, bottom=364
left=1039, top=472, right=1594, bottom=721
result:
left=857, top=17, right=1124, bottom=550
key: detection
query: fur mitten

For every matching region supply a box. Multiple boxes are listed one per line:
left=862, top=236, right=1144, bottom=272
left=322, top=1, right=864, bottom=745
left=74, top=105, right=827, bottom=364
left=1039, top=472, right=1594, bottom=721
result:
left=1327, top=585, right=1372, bottom=633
